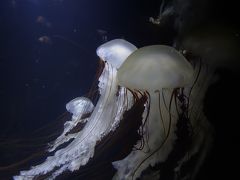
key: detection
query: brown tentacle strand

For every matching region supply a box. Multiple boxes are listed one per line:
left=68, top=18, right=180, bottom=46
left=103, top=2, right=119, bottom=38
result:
left=157, top=90, right=166, bottom=137
left=131, top=89, right=175, bottom=180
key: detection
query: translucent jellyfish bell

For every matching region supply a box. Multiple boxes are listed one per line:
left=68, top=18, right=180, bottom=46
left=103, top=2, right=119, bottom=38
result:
left=66, top=97, right=94, bottom=118
left=118, top=45, right=194, bottom=91
left=96, top=39, right=137, bottom=68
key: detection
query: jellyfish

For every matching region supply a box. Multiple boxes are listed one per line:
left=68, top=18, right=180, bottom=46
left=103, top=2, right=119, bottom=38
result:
left=112, top=45, right=212, bottom=180
left=48, top=97, right=95, bottom=152
left=36, top=16, right=52, bottom=28
left=13, top=39, right=137, bottom=179
left=38, top=36, right=52, bottom=45
left=97, top=29, right=108, bottom=42
left=13, top=39, right=213, bottom=180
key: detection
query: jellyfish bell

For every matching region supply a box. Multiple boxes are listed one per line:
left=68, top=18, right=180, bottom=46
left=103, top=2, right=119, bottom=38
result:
left=36, top=16, right=46, bottom=24
left=117, top=45, right=194, bottom=91
left=66, top=97, right=94, bottom=119
left=96, top=39, right=137, bottom=69
left=38, top=36, right=52, bottom=44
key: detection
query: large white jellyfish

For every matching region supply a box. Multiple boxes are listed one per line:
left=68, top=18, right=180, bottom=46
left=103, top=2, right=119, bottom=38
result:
left=14, top=39, right=213, bottom=180
left=113, top=45, right=212, bottom=180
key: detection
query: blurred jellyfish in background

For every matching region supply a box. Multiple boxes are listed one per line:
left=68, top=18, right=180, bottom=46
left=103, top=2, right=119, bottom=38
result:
left=149, top=0, right=174, bottom=25
left=38, top=36, right=52, bottom=45
left=36, top=16, right=52, bottom=28
left=97, top=29, right=108, bottom=42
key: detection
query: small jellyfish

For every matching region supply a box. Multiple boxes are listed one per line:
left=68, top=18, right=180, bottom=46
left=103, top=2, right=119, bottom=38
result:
left=11, top=0, right=17, bottom=8
left=36, top=16, right=52, bottom=28
left=149, top=0, right=174, bottom=26
left=36, top=16, right=45, bottom=24
left=97, top=29, right=108, bottom=42
left=38, top=36, right=52, bottom=44
left=48, top=97, right=95, bottom=152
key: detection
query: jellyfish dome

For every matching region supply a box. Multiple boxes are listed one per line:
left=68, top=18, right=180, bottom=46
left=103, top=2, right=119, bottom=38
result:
left=66, top=97, right=94, bottom=118
left=118, top=45, right=194, bottom=91
left=96, top=39, right=137, bottom=68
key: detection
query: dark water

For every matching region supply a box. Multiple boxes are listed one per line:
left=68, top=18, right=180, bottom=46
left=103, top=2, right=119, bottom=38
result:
left=0, top=0, right=172, bottom=137
left=0, top=0, right=239, bottom=179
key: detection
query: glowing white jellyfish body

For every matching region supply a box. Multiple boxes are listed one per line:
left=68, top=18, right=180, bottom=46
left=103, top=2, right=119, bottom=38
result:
left=112, top=45, right=195, bottom=179
left=48, top=97, right=95, bottom=152
left=117, top=45, right=194, bottom=90
left=65, top=97, right=94, bottom=118
left=97, top=38, right=138, bottom=69
left=14, top=39, right=212, bottom=180
left=14, top=39, right=137, bottom=180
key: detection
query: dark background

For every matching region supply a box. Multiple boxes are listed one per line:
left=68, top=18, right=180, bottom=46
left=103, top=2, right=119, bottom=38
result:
left=0, top=0, right=239, bottom=179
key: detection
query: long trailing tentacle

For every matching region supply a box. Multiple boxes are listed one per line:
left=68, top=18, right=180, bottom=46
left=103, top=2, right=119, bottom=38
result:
left=131, top=88, right=176, bottom=180
left=132, top=91, right=150, bottom=153
left=157, top=90, right=167, bottom=137
left=188, top=58, right=202, bottom=118
left=162, top=89, right=178, bottom=119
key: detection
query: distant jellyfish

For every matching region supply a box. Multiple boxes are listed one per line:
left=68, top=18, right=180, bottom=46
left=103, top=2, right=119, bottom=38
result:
left=48, top=97, right=95, bottom=152
left=11, top=0, right=17, bottom=8
left=38, top=36, right=52, bottom=44
left=36, top=16, right=52, bottom=28
left=97, top=29, right=108, bottom=42
left=149, top=0, right=174, bottom=26
left=36, top=16, right=45, bottom=24
left=66, top=97, right=94, bottom=119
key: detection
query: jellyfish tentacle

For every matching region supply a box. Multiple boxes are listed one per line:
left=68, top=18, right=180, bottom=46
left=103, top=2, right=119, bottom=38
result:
left=157, top=90, right=167, bottom=136
left=133, top=90, right=151, bottom=152
left=130, top=89, right=176, bottom=180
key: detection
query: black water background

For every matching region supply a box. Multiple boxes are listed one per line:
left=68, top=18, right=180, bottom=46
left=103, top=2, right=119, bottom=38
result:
left=0, top=0, right=239, bottom=179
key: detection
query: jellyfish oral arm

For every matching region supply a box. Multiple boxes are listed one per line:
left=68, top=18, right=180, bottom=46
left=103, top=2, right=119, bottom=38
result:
left=113, top=89, right=179, bottom=179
